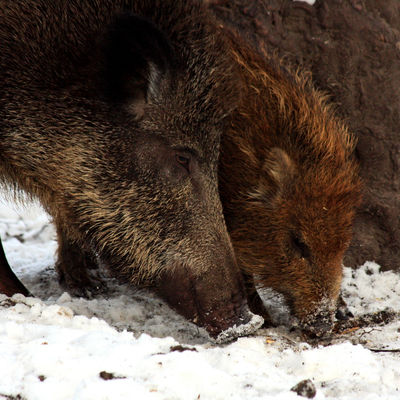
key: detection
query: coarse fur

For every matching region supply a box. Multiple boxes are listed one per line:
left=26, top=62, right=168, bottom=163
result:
left=219, top=31, right=361, bottom=335
left=0, top=0, right=253, bottom=337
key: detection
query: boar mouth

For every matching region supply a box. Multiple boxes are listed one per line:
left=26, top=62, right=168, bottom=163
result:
left=298, top=303, right=337, bottom=338
left=284, top=295, right=337, bottom=338
left=301, top=297, right=354, bottom=338
left=300, top=315, right=335, bottom=338
left=156, top=263, right=263, bottom=341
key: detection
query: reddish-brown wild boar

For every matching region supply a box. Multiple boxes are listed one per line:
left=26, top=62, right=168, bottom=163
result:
left=0, top=0, right=260, bottom=339
left=219, top=32, right=361, bottom=336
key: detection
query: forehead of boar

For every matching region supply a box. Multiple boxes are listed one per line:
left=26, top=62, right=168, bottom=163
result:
left=219, top=38, right=361, bottom=330
left=89, top=8, right=238, bottom=280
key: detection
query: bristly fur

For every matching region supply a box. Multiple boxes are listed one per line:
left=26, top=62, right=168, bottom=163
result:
left=0, top=0, right=250, bottom=337
left=219, top=29, right=361, bottom=333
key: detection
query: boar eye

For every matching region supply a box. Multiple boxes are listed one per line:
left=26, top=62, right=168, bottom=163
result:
left=290, top=232, right=311, bottom=259
left=175, top=153, right=190, bottom=173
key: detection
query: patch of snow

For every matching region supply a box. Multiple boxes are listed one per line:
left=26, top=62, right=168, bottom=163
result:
left=214, top=312, right=264, bottom=344
left=293, top=0, right=316, bottom=6
left=342, top=261, right=400, bottom=314
left=0, top=197, right=400, bottom=400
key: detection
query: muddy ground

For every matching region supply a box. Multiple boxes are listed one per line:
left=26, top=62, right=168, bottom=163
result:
left=207, top=0, right=400, bottom=271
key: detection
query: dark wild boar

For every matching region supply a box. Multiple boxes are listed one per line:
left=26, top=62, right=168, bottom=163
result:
left=219, top=32, right=361, bottom=336
left=0, top=0, right=262, bottom=339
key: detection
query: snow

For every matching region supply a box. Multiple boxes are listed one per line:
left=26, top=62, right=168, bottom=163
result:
left=214, top=313, right=264, bottom=344
left=0, top=198, right=399, bottom=400
left=293, top=0, right=316, bottom=5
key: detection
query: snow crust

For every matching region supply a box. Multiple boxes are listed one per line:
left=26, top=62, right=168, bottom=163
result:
left=1, top=199, right=399, bottom=400
left=214, top=312, right=264, bottom=344
left=293, top=0, right=316, bottom=5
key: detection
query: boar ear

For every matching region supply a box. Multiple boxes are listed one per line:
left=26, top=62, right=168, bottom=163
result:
left=262, top=147, right=296, bottom=191
left=104, top=14, right=175, bottom=118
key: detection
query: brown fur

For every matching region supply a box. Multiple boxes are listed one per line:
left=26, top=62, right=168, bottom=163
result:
left=219, top=31, right=361, bottom=335
left=0, top=0, right=253, bottom=337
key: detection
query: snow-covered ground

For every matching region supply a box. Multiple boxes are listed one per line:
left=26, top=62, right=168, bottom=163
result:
left=0, top=198, right=399, bottom=400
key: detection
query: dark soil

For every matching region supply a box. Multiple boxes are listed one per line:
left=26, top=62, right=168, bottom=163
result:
left=332, top=309, right=399, bottom=333
left=208, top=0, right=400, bottom=271
left=305, top=309, right=400, bottom=346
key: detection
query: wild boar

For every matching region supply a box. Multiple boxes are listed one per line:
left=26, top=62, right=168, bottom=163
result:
left=0, top=0, right=261, bottom=339
left=219, top=31, right=361, bottom=336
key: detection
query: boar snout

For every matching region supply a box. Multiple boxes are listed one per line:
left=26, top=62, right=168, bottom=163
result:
left=301, top=315, right=334, bottom=338
left=298, top=302, right=338, bottom=338
left=156, top=252, right=254, bottom=339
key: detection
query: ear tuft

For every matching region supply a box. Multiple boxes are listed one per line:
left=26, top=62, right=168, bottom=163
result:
left=263, top=147, right=296, bottom=187
left=104, top=14, right=175, bottom=117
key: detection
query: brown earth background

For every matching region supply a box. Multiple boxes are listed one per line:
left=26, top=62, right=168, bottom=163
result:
left=206, top=0, right=400, bottom=271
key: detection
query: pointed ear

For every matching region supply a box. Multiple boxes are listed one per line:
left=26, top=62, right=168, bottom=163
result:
left=249, top=148, right=296, bottom=204
left=104, top=14, right=175, bottom=118
left=262, top=147, right=296, bottom=191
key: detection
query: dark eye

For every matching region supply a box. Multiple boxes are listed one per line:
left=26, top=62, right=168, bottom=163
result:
left=290, top=232, right=311, bottom=259
left=175, top=153, right=190, bottom=173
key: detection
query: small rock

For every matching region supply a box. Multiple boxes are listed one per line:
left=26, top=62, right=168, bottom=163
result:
left=99, top=371, right=126, bottom=381
left=99, top=371, right=115, bottom=380
left=291, top=379, right=316, bottom=398
left=170, top=345, right=197, bottom=352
